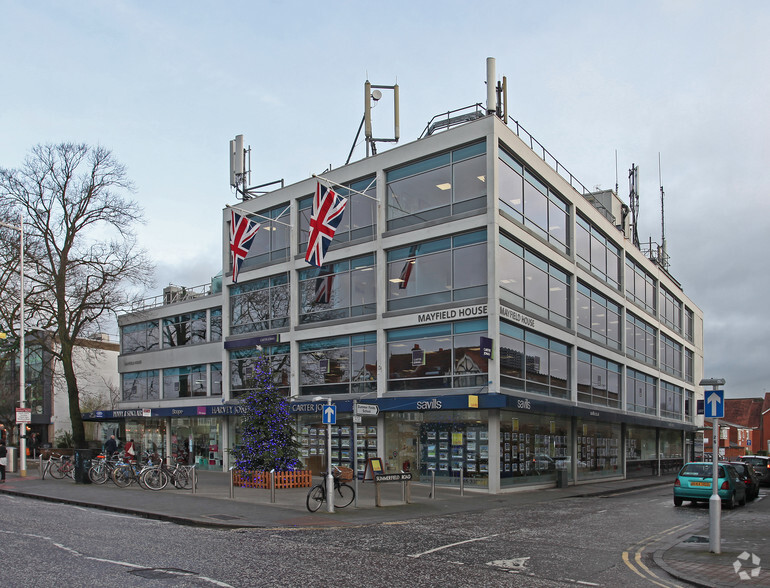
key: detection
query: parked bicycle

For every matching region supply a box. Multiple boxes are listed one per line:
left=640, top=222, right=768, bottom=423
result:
left=88, top=453, right=121, bottom=484
left=111, top=456, right=156, bottom=488
left=140, top=460, right=195, bottom=491
left=46, top=453, right=75, bottom=480
left=306, top=466, right=355, bottom=512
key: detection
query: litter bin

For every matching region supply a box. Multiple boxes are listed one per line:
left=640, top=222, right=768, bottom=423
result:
left=73, top=448, right=93, bottom=484
left=556, top=469, right=569, bottom=488
left=6, top=447, right=17, bottom=473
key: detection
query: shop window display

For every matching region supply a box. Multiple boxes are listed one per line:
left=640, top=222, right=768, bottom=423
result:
left=575, top=419, right=621, bottom=481
left=500, top=411, right=570, bottom=487
left=294, top=415, right=378, bottom=476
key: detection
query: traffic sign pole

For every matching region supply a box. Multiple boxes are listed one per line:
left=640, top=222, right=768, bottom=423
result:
left=702, top=384, right=725, bottom=554
left=324, top=399, right=334, bottom=513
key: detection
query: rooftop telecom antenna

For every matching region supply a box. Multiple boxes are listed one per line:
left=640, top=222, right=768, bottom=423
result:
left=346, top=81, right=400, bottom=164
left=229, top=134, right=284, bottom=200
left=658, top=153, right=670, bottom=270
left=628, top=164, right=640, bottom=248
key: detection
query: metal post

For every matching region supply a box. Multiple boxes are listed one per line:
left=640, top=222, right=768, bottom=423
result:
left=710, top=416, right=721, bottom=553
left=402, top=473, right=406, bottom=502
left=325, top=399, right=334, bottom=514
left=352, top=399, right=358, bottom=507
left=191, top=466, right=197, bottom=494
left=430, top=469, right=436, bottom=499
left=270, top=469, right=276, bottom=504
left=229, top=466, right=235, bottom=499
left=460, top=468, right=464, bottom=496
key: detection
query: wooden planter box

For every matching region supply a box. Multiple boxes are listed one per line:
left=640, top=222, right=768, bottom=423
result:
left=233, top=469, right=312, bottom=489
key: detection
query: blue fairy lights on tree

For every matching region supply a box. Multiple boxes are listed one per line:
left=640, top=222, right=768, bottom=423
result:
left=233, top=352, right=301, bottom=472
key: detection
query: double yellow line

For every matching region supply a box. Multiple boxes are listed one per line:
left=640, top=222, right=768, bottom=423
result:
left=622, top=522, right=694, bottom=587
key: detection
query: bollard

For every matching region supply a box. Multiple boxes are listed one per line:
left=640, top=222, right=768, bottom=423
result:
left=402, top=477, right=406, bottom=503
left=270, top=469, right=276, bottom=504
left=229, top=466, right=235, bottom=499
left=460, top=468, right=464, bottom=496
left=191, top=466, right=197, bottom=494
left=430, top=469, right=436, bottom=499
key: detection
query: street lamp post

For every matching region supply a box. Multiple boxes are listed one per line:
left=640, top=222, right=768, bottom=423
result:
left=700, top=377, right=726, bottom=554
left=0, top=211, right=26, bottom=477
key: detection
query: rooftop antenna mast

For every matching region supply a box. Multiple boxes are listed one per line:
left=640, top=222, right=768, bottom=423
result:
left=658, top=153, right=670, bottom=270
left=628, top=164, right=640, bottom=248
left=229, top=134, right=284, bottom=200
left=346, top=81, right=400, bottom=164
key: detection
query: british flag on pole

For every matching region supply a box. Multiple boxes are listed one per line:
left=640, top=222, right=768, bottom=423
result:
left=305, top=182, right=347, bottom=267
left=229, top=210, right=260, bottom=283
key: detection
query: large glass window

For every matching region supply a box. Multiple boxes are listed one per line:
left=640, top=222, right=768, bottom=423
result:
left=162, top=311, right=206, bottom=348
left=388, top=230, right=486, bottom=311
left=577, top=350, right=621, bottom=408
left=661, top=333, right=683, bottom=378
left=121, top=321, right=159, bottom=354
left=210, top=363, right=222, bottom=396
left=685, top=307, right=694, bottom=343
left=298, top=254, right=376, bottom=324
left=387, top=142, right=486, bottom=229
left=499, top=321, right=570, bottom=399
left=576, top=216, right=621, bottom=289
left=233, top=203, right=290, bottom=272
left=498, top=147, right=570, bottom=253
left=230, top=274, right=289, bottom=334
left=625, top=256, right=656, bottom=315
left=210, top=308, right=222, bottom=342
left=299, top=333, right=377, bottom=396
left=500, top=411, right=572, bottom=487
left=499, top=233, right=570, bottom=327
left=576, top=420, right=622, bottom=481
left=661, top=287, right=683, bottom=334
left=163, top=365, right=207, bottom=398
left=576, top=282, right=621, bottom=348
left=299, top=176, right=377, bottom=249
left=685, top=348, right=694, bottom=384
left=387, top=320, right=488, bottom=391
left=230, top=345, right=290, bottom=398
left=626, top=368, right=656, bottom=416
left=661, top=380, right=683, bottom=420
left=626, top=312, right=657, bottom=366
left=122, top=370, right=159, bottom=402
left=626, top=426, right=657, bottom=478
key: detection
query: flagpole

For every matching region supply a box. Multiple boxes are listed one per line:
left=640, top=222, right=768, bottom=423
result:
left=225, top=204, right=293, bottom=228
left=312, top=174, right=379, bottom=202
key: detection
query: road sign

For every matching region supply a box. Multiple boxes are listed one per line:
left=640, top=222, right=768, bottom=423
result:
left=705, top=390, right=725, bottom=418
left=355, top=403, right=379, bottom=416
left=15, top=407, right=32, bottom=424
left=375, top=472, right=413, bottom=482
left=322, top=404, right=337, bottom=425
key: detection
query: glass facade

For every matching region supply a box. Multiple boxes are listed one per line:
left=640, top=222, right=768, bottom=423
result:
left=498, top=146, right=570, bottom=253
left=230, top=274, right=289, bottom=334
left=387, top=142, right=486, bottom=230
left=627, top=368, right=656, bottom=416
left=235, top=204, right=290, bottom=270
left=577, top=350, right=621, bottom=408
left=299, top=333, right=377, bottom=396
left=575, top=419, right=621, bottom=481
left=387, top=319, right=488, bottom=391
left=500, top=410, right=571, bottom=488
left=121, top=321, right=159, bottom=354
left=162, top=311, right=207, bottom=347
left=626, top=312, right=657, bottom=366
left=230, top=345, right=291, bottom=398
left=625, top=256, right=656, bottom=314
left=298, top=254, right=376, bottom=323
left=387, top=230, right=486, bottom=311
left=576, top=281, right=621, bottom=348
left=499, top=233, right=570, bottom=327
left=576, top=216, right=621, bottom=289
left=499, top=321, right=570, bottom=399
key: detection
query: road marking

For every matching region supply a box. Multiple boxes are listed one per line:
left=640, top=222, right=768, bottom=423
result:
left=622, top=522, right=694, bottom=588
left=408, top=533, right=501, bottom=558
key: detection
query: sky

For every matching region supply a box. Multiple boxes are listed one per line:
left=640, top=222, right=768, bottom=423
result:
left=1, top=1, right=768, bottom=398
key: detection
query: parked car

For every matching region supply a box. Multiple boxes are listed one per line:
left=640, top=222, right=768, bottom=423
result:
left=673, top=462, right=746, bottom=508
left=739, top=455, right=770, bottom=486
left=726, top=461, right=760, bottom=500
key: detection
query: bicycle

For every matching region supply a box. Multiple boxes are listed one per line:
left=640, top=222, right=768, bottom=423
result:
left=140, top=460, right=193, bottom=491
left=111, top=456, right=155, bottom=488
left=306, top=466, right=355, bottom=512
left=88, top=453, right=120, bottom=484
left=47, top=454, right=75, bottom=480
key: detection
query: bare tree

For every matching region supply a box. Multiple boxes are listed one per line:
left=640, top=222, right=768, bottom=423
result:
left=0, top=143, right=154, bottom=445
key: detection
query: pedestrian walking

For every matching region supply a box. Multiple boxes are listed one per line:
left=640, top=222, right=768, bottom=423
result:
left=104, top=434, right=117, bottom=457
left=124, top=438, right=136, bottom=461
left=0, top=439, right=7, bottom=483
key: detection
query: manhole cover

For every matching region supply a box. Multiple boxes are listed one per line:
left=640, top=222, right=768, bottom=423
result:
left=203, top=514, right=243, bottom=521
left=130, top=568, right=194, bottom=579
left=683, top=535, right=709, bottom=543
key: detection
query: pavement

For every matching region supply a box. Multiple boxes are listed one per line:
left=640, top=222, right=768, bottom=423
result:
left=2, top=464, right=769, bottom=587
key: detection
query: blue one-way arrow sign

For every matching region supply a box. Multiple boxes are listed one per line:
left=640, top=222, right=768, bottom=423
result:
left=322, top=404, right=337, bottom=425
left=705, top=390, right=725, bottom=418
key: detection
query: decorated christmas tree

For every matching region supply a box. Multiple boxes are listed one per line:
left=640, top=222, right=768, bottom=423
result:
left=233, top=353, right=302, bottom=472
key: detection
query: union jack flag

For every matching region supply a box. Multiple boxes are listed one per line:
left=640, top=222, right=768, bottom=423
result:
left=398, top=245, right=418, bottom=289
left=305, top=182, right=347, bottom=267
left=229, top=210, right=260, bottom=283
left=314, top=265, right=334, bottom=304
